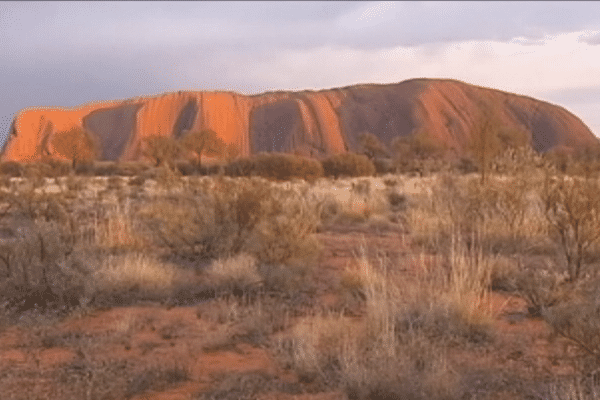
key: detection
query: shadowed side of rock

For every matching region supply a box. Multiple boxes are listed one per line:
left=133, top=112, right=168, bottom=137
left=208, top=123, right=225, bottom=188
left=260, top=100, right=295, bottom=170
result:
left=2, top=79, right=598, bottom=163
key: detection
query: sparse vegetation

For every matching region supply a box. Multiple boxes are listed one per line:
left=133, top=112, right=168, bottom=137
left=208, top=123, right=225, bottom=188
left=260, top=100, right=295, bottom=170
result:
left=322, top=152, right=375, bottom=178
left=391, top=129, right=447, bottom=176
left=358, top=132, right=389, bottom=160
left=137, top=176, right=322, bottom=266
left=1, top=140, right=600, bottom=399
left=541, top=173, right=600, bottom=281
left=226, top=152, right=324, bottom=181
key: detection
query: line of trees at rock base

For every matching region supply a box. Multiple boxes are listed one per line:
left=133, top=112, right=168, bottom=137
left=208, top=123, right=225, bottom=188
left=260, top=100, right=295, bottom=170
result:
left=3, top=120, right=600, bottom=183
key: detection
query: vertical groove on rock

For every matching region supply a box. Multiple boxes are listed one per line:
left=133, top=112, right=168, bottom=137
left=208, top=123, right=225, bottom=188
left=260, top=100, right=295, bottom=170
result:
left=2, top=80, right=598, bottom=162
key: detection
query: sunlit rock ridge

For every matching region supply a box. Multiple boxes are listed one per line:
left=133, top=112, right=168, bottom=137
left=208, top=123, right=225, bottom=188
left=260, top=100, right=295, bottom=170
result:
left=2, top=78, right=598, bottom=162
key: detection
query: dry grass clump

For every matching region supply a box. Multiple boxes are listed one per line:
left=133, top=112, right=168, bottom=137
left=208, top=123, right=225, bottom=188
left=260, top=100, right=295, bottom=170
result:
left=197, top=292, right=293, bottom=351
left=313, top=178, right=391, bottom=225
left=0, top=161, right=25, bottom=177
left=206, top=253, right=263, bottom=294
left=273, top=309, right=459, bottom=399
left=96, top=207, right=145, bottom=250
left=274, top=233, right=495, bottom=399
left=92, top=252, right=181, bottom=295
left=444, top=232, right=496, bottom=330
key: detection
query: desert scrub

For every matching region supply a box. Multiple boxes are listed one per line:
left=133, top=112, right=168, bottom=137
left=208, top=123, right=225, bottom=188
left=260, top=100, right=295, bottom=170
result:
left=205, top=253, right=263, bottom=295
left=0, top=189, right=96, bottom=318
left=541, top=174, right=600, bottom=281
left=137, top=176, right=322, bottom=265
left=311, top=177, right=390, bottom=225
left=274, top=240, right=495, bottom=399
left=96, top=202, right=146, bottom=250
left=409, top=173, right=547, bottom=253
left=226, top=152, right=324, bottom=182
left=322, top=153, right=376, bottom=178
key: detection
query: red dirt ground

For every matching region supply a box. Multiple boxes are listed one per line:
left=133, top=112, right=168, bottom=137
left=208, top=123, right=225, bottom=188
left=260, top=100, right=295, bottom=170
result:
left=0, top=223, right=582, bottom=400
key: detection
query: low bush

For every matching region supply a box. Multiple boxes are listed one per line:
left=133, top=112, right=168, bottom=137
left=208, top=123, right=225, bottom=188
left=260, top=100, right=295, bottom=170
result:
left=542, top=174, right=600, bottom=281
left=175, top=160, right=200, bottom=176
left=0, top=211, right=92, bottom=317
left=322, top=153, right=375, bottom=178
left=373, top=157, right=394, bottom=175
left=137, top=177, right=322, bottom=265
left=226, top=153, right=323, bottom=182
left=73, top=161, right=96, bottom=176
left=542, top=288, right=600, bottom=379
left=91, top=161, right=152, bottom=177
left=21, top=160, right=72, bottom=177
left=0, top=161, right=24, bottom=177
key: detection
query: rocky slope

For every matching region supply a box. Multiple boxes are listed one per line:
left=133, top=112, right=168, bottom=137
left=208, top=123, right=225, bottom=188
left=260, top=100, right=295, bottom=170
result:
left=2, top=78, right=598, bottom=162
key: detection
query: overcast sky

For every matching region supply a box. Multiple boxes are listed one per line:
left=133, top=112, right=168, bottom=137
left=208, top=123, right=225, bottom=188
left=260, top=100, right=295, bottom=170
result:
left=2, top=1, right=600, bottom=146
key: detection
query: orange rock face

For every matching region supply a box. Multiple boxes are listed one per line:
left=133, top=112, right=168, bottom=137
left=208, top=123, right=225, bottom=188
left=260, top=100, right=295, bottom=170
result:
left=2, top=79, right=598, bottom=163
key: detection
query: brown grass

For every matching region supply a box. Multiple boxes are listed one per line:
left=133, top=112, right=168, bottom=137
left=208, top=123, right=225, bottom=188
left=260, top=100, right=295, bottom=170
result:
left=92, top=252, right=181, bottom=294
left=3, top=161, right=600, bottom=398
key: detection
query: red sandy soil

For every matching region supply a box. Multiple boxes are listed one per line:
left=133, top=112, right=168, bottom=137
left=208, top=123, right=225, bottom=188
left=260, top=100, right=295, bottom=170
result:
left=0, top=223, right=581, bottom=400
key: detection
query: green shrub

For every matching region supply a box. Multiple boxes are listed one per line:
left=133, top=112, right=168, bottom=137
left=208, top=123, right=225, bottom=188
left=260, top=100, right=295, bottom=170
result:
left=226, top=153, right=323, bottom=182
left=322, top=153, right=375, bottom=178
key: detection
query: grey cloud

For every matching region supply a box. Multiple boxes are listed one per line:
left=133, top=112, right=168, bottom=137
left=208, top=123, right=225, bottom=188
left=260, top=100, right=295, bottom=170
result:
left=541, top=86, right=600, bottom=105
left=4, top=1, right=600, bottom=64
left=3, top=1, right=600, bottom=146
left=579, top=32, right=600, bottom=45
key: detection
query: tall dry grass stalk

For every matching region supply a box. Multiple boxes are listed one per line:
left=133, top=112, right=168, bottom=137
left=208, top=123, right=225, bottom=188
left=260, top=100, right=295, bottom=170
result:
left=446, top=229, right=495, bottom=327
left=96, top=202, right=144, bottom=249
left=353, top=246, right=398, bottom=347
left=275, top=245, right=460, bottom=396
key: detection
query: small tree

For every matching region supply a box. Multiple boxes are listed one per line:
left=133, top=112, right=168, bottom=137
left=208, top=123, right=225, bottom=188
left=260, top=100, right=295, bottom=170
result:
left=391, top=129, right=446, bottom=174
left=180, top=129, right=226, bottom=168
left=358, top=132, right=389, bottom=160
left=468, top=104, right=504, bottom=185
left=143, top=135, right=181, bottom=168
left=51, top=126, right=98, bottom=169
